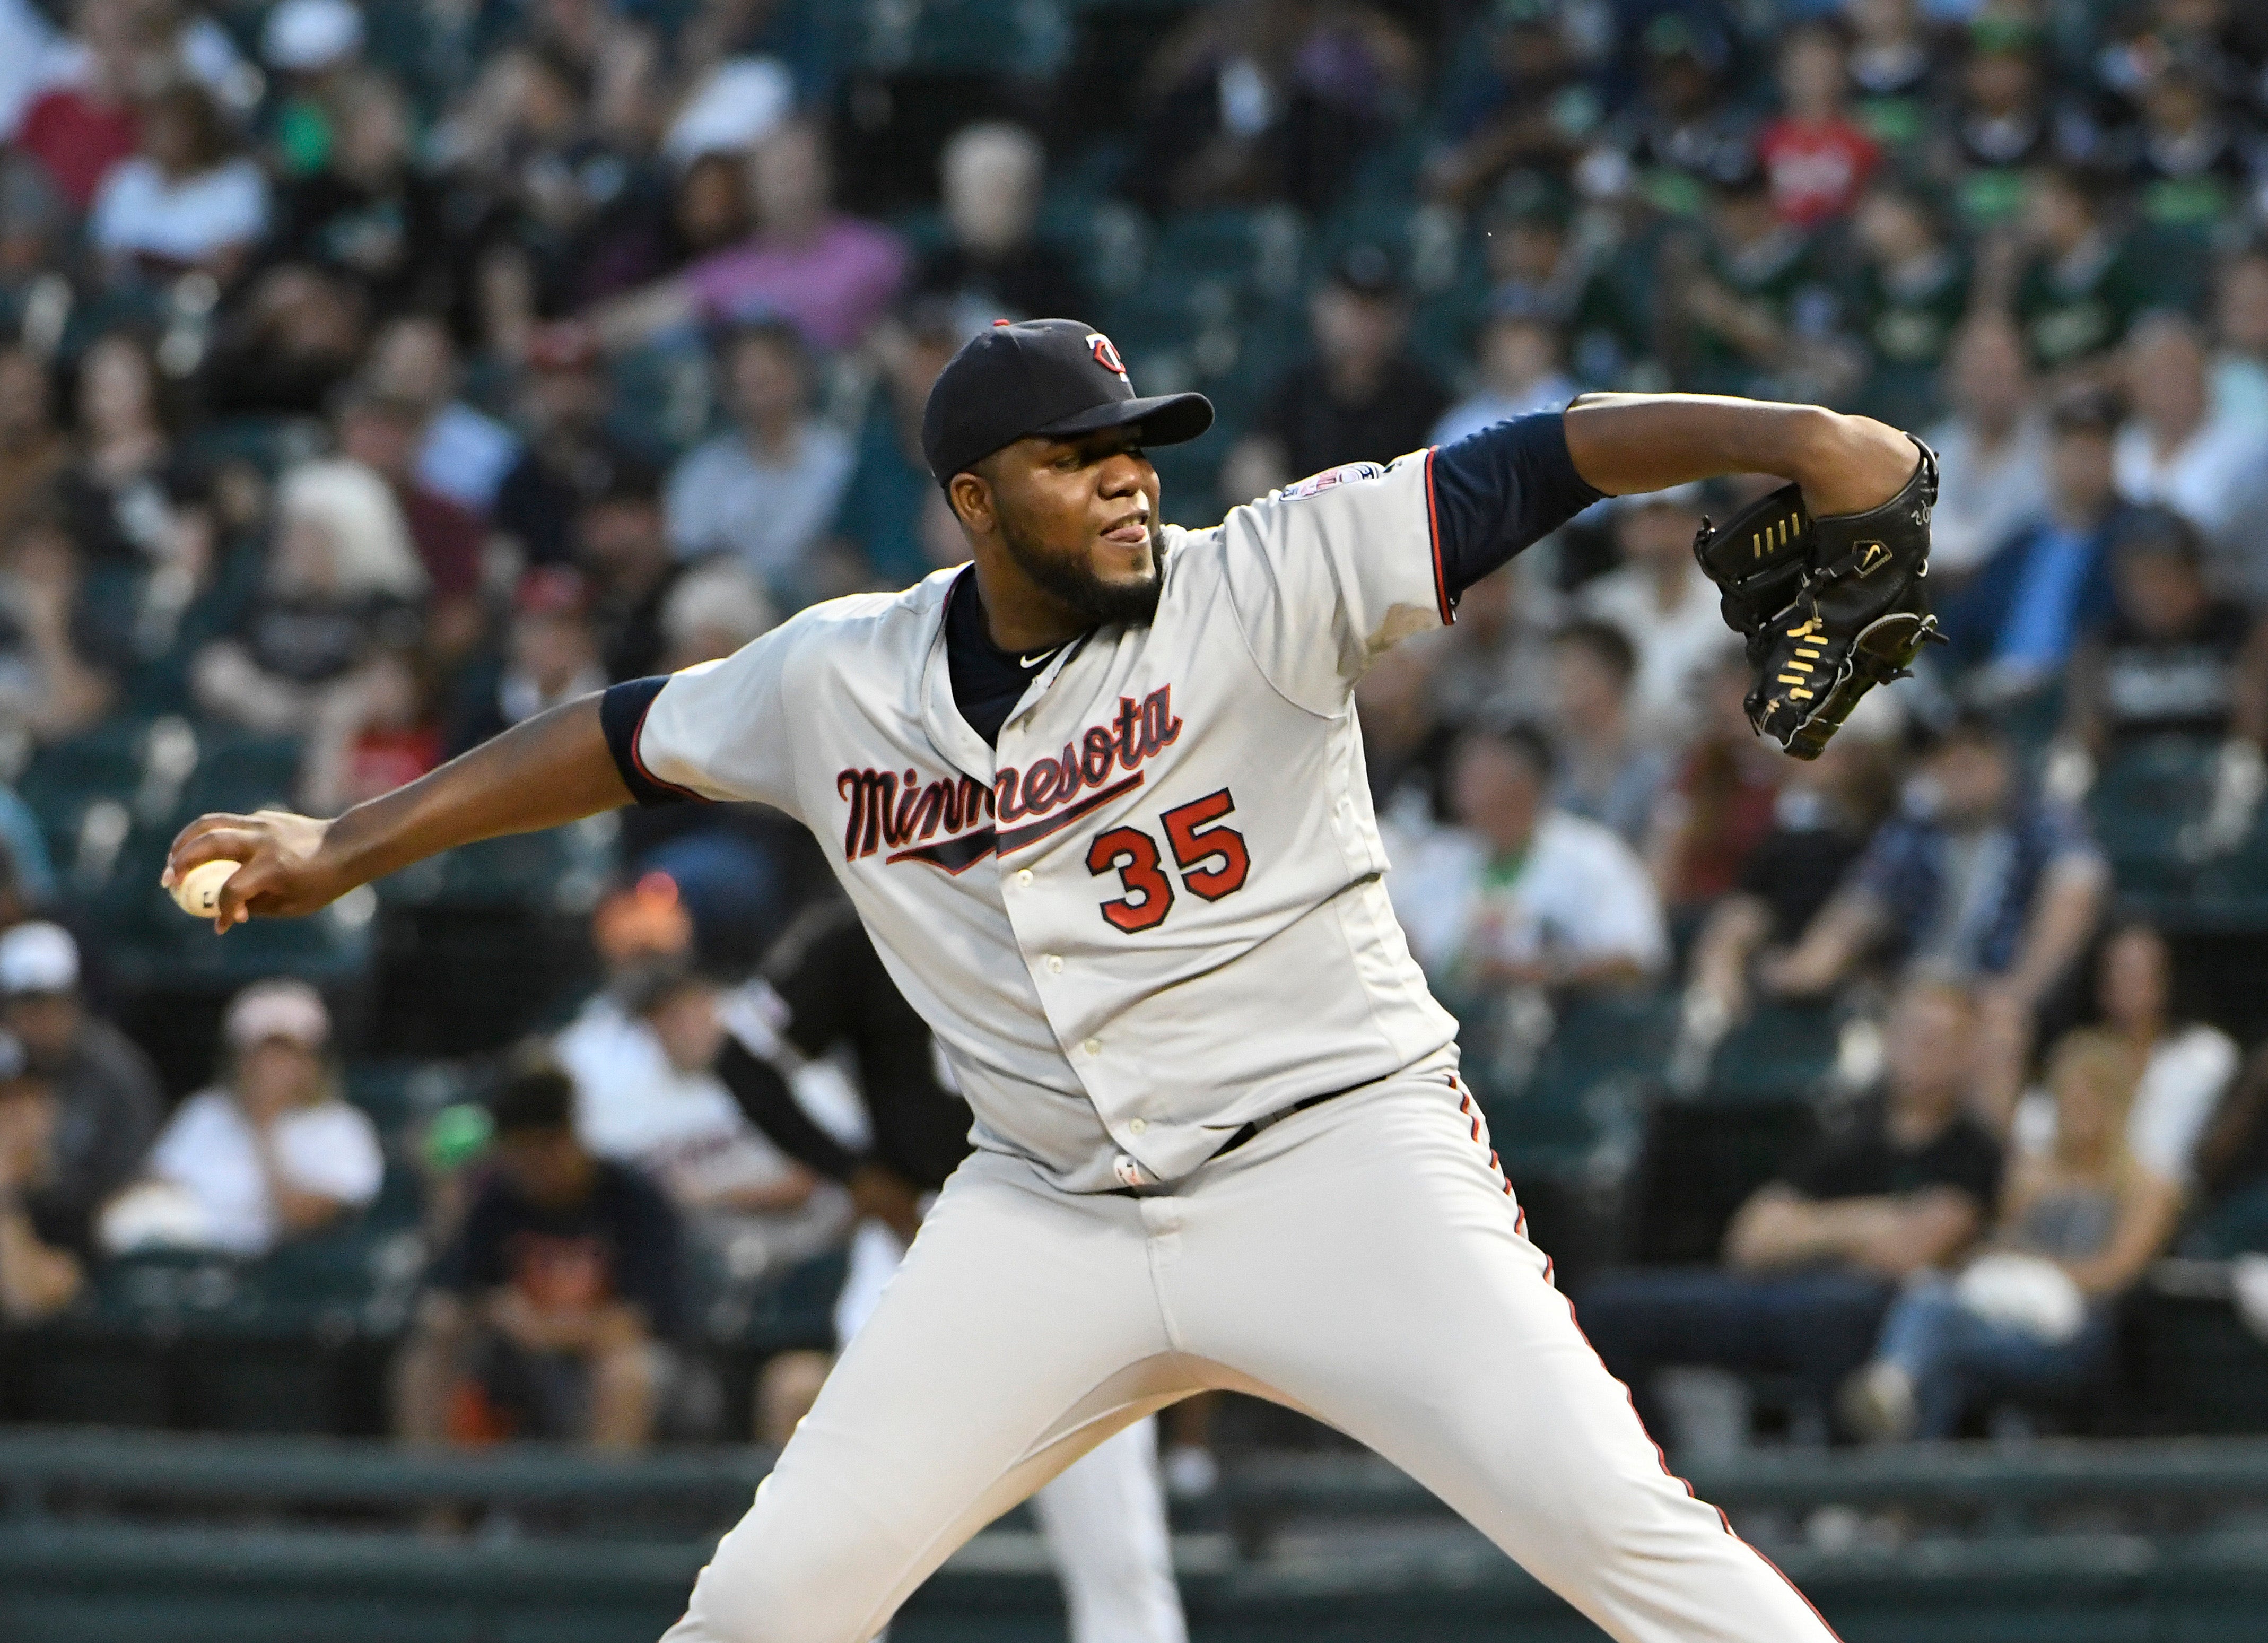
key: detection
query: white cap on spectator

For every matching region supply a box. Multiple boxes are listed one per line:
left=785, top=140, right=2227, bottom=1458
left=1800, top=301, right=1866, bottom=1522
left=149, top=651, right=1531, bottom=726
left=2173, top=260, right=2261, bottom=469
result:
left=665, top=57, right=793, bottom=165
left=0, top=922, right=78, bottom=996
left=224, top=979, right=331, bottom=1051
left=264, top=0, right=363, bottom=71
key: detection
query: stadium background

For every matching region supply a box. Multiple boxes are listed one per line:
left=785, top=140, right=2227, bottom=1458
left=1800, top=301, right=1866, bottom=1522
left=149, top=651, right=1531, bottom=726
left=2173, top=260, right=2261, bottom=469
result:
left=4, top=0, right=2268, bottom=1637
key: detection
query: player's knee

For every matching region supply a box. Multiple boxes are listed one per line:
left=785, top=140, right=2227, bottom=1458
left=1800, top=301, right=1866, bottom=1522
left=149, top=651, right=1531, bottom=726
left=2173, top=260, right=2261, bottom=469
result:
left=676, top=1489, right=887, bottom=1643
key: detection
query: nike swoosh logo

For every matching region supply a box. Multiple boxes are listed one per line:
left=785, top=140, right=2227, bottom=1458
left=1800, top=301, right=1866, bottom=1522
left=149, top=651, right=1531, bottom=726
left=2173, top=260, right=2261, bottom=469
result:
left=1019, top=650, right=1060, bottom=668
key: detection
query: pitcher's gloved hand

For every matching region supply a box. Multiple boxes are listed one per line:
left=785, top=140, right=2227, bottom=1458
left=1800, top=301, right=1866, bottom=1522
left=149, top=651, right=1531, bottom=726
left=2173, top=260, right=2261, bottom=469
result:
left=1692, top=437, right=1943, bottom=759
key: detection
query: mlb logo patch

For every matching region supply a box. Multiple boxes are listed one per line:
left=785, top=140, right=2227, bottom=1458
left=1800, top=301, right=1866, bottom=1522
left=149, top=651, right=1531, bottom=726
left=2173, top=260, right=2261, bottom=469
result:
left=1282, top=462, right=1383, bottom=500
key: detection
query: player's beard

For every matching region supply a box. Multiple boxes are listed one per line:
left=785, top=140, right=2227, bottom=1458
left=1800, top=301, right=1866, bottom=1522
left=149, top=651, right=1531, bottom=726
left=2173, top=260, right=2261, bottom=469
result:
left=998, top=514, right=1164, bottom=629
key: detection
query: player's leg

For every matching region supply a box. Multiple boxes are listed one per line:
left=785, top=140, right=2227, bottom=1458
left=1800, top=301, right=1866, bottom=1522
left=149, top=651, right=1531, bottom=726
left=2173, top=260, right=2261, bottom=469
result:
left=1028, top=1415, right=1189, bottom=1643
left=1167, top=1064, right=1840, bottom=1643
left=664, top=1151, right=1191, bottom=1643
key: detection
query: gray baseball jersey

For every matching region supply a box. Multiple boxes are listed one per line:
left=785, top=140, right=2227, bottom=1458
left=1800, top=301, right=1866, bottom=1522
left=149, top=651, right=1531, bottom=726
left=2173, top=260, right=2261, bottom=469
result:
left=621, top=453, right=1457, bottom=1194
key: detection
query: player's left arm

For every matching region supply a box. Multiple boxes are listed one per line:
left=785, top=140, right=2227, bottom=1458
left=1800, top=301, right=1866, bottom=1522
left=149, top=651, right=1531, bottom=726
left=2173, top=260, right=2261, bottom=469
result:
left=1425, top=394, right=1916, bottom=615
left=1560, top=393, right=1916, bottom=515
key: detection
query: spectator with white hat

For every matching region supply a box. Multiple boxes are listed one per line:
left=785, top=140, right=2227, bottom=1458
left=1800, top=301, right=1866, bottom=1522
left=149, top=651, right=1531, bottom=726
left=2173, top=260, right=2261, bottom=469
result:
left=0, top=920, right=160, bottom=1242
left=137, top=979, right=381, bottom=1257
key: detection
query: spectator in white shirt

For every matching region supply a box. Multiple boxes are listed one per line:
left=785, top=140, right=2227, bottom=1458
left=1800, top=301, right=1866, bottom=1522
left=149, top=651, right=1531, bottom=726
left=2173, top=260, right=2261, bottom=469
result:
left=1575, top=485, right=1726, bottom=744
left=89, top=80, right=267, bottom=281
left=1392, top=724, right=1668, bottom=993
left=2114, top=311, right=2268, bottom=542
left=1923, top=314, right=2050, bottom=584
left=139, top=980, right=382, bottom=1258
left=666, top=318, right=856, bottom=610
left=1430, top=307, right=1578, bottom=447
left=556, top=960, right=818, bottom=1219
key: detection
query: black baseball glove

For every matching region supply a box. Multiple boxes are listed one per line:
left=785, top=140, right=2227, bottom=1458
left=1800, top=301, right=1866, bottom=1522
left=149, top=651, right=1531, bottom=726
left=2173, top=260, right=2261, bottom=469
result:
left=1691, top=438, right=1942, bottom=760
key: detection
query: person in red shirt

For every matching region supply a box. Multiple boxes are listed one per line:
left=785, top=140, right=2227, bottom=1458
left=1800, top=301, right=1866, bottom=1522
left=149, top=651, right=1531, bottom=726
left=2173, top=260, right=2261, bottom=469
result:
left=16, top=0, right=161, bottom=211
left=1757, top=22, right=1880, bottom=229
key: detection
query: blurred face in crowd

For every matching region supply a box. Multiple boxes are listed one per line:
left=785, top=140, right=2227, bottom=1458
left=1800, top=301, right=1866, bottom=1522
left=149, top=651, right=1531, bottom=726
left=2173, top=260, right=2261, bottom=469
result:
left=1883, top=983, right=1975, bottom=1115
left=369, top=318, right=456, bottom=415
left=1613, top=495, right=1703, bottom=576
left=1710, top=182, right=1779, bottom=250
left=1848, top=0, right=1916, bottom=47
left=2021, top=172, right=2093, bottom=255
left=2125, top=319, right=2210, bottom=436
left=958, top=426, right=1163, bottom=627
left=493, top=1124, right=595, bottom=1209
left=522, top=361, right=606, bottom=438
left=78, top=334, right=156, bottom=441
left=2047, top=424, right=2117, bottom=521
left=253, top=265, right=367, bottom=359
left=272, top=509, right=346, bottom=596
left=1551, top=636, right=1628, bottom=729
left=234, top=1037, right=326, bottom=1123
left=1451, top=734, right=1542, bottom=858
left=1488, top=216, right=1565, bottom=287
left=337, top=401, right=418, bottom=484
left=642, top=979, right=723, bottom=1076
left=1965, top=47, right=2036, bottom=118
left=1944, top=315, right=2031, bottom=432
left=511, top=605, right=597, bottom=696
left=943, top=124, right=1043, bottom=258
left=1925, top=732, right=2012, bottom=828
left=1310, top=283, right=1405, bottom=381
left=748, top=122, right=830, bottom=239
left=2217, top=255, right=2268, bottom=359
left=1853, top=189, right=1935, bottom=268
left=2142, top=71, right=2213, bottom=141
left=0, top=348, right=51, bottom=445
left=726, top=331, right=809, bottom=431
left=1479, top=315, right=1558, bottom=395
left=5, top=991, right=81, bottom=1065
left=2113, top=542, right=2209, bottom=640
left=1777, top=29, right=1846, bottom=120
left=891, top=324, right=961, bottom=420
left=2099, top=924, right=2171, bottom=1035
left=334, top=79, right=412, bottom=185
left=578, top=494, right=668, bottom=589
left=674, top=153, right=751, bottom=254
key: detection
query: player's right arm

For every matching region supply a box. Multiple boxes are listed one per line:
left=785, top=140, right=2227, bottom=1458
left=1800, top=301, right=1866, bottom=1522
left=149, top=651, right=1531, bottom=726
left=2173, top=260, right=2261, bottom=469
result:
left=165, top=693, right=630, bottom=929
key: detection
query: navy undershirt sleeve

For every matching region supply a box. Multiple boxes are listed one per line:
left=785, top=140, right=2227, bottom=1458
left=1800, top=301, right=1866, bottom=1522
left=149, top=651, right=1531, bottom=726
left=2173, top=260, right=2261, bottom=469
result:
left=599, top=676, right=687, bottom=806
left=1429, top=412, right=1606, bottom=604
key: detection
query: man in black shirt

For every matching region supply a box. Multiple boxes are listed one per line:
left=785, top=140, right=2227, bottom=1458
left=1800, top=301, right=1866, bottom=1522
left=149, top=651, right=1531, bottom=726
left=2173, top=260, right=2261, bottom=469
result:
left=1578, top=978, right=2002, bottom=1440
left=396, top=1055, right=683, bottom=1450
left=1218, top=246, right=1447, bottom=508
left=713, top=899, right=1190, bottom=1643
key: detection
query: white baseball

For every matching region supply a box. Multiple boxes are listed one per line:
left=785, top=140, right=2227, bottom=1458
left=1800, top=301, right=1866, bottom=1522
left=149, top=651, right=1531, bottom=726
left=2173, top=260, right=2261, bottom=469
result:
left=171, top=859, right=241, bottom=918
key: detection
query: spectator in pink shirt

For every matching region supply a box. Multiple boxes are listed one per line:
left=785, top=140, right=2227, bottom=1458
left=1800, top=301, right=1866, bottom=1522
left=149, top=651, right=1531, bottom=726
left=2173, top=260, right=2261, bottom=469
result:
left=592, top=119, right=905, bottom=354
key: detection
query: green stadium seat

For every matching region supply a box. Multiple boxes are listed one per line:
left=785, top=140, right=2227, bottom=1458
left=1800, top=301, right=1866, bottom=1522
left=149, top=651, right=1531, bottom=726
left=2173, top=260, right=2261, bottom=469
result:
left=1704, top=1002, right=1844, bottom=1103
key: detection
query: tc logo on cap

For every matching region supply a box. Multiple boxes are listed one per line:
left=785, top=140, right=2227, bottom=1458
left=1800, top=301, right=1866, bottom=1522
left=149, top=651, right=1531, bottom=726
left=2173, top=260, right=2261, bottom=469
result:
left=1087, top=332, right=1128, bottom=380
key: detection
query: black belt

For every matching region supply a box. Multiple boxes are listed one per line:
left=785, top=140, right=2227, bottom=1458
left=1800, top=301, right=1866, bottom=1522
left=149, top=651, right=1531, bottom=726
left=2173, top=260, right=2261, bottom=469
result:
left=1210, top=1083, right=1357, bottom=1160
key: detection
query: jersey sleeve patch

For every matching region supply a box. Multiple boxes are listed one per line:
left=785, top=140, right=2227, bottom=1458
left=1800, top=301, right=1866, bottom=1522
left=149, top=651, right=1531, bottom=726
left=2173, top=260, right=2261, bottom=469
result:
left=1279, top=460, right=1385, bottom=500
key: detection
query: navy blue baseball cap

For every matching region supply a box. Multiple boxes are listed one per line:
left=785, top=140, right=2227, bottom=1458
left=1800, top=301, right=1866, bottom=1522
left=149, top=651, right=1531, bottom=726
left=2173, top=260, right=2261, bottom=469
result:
left=921, top=318, right=1213, bottom=487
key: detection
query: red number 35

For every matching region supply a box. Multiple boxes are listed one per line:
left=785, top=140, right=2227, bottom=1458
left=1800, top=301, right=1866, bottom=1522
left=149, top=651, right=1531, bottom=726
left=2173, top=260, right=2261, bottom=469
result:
left=1085, top=789, right=1252, bottom=933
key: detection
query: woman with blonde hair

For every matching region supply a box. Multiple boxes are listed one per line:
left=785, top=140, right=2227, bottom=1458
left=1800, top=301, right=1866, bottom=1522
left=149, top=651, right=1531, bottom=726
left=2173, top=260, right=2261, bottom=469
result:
left=1845, top=1028, right=2175, bottom=1439
left=191, top=455, right=428, bottom=735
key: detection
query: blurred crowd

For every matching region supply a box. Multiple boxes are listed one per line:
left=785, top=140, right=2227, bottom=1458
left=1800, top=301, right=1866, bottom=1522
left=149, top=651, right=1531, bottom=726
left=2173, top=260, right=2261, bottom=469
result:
left=5, top=0, right=2268, bottom=1462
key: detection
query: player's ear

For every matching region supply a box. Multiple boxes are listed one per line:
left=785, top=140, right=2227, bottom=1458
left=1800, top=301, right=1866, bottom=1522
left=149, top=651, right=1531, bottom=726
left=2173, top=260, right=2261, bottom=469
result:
left=947, top=471, right=993, bottom=535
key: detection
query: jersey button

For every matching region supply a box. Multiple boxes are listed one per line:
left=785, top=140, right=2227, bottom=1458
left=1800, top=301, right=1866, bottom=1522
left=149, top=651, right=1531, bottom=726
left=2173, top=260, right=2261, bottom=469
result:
left=1129, top=1118, right=1148, bottom=1135
left=1045, top=954, right=1064, bottom=974
left=1082, top=1037, right=1102, bottom=1056
left=1015, top=868, right=1034, bottom=887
